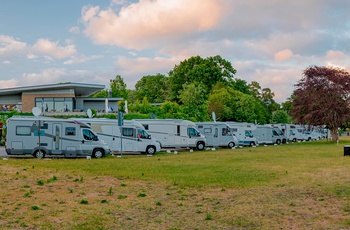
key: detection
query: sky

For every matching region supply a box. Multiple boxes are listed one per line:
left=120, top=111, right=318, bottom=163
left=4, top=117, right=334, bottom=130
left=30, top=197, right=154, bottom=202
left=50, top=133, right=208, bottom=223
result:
left=0, top=0, right=349, bottom=103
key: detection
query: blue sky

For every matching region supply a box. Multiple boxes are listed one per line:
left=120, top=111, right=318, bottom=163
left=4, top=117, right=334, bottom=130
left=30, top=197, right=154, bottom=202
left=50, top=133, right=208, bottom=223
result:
left=1, top=0, right=349, bottom=103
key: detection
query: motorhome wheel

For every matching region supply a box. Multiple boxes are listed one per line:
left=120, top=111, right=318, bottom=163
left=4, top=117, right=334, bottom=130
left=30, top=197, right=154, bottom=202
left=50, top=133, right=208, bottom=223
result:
left=250, top=142, right=255, bottom=146
left=293, top=138, right=297, bottom=142
left=276, top=139, right=281, bottom=145
left=228, top=142, right=235, bottom=148
left=146, top=146, right=156, bottom=155
left=34, top=150, right=45, bottom=159
left=92, top=149, right=104, bottom=158
left=196, top=142, right=205, bottom=150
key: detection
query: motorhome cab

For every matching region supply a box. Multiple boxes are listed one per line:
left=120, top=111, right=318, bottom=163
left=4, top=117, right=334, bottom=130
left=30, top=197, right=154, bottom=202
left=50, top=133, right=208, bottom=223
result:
left=74, top=118, right=161, bottom=155
left=195, top=122, right=239, bottom=148
left=5, top=116, right=110, bottom=158
left=226, top=122, right=258, bottom=146
left=135, top=119, right=206, bottom=150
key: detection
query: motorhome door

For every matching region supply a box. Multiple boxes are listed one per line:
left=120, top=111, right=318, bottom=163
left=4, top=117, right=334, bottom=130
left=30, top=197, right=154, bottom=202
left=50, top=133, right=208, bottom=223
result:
left=52, top=123, right=62, bottom=154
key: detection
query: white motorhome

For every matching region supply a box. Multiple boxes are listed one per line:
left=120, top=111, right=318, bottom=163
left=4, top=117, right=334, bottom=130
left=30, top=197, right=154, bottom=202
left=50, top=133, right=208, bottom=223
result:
left=252, top=125, right=282, bottom=145
left=195, top=122, right=239, bottom=148
left=272, top=124, right=305, bottom=142
left=5, top=116, right=110, bottom=158
left=135, top=119, right=206, bottom=150
left=226, top=122, right=258, bottom=146
left=74, top=118, right=161, bottom=155
left=269, top=125, right=287, bottom=143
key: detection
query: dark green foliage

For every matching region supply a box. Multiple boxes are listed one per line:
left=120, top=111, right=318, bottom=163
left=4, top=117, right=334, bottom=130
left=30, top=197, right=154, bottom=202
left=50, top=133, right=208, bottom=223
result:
left=271, top=110, right=290, bottom=124
left=168, top=55, right=236, bottom=102
left=134, top=74, right=169, bottom=103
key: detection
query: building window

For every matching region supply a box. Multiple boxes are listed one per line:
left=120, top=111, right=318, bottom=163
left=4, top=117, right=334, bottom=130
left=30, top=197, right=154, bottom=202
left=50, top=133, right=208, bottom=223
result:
left=35, top=97, right=74, bottom=112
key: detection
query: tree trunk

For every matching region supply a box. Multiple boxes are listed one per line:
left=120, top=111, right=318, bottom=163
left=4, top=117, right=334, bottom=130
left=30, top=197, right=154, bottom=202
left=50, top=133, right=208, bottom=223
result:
left=331, top=129, right=339, bottom=142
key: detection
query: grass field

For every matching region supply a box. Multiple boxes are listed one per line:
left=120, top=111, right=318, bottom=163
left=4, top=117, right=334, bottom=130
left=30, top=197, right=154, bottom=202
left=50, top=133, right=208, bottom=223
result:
left=1, top=138, right=350, bottom=229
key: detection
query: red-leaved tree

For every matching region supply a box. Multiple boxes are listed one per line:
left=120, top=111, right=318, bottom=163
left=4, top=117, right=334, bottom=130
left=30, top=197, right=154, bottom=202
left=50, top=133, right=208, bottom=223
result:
left=292, top=66, right=350, bottom=141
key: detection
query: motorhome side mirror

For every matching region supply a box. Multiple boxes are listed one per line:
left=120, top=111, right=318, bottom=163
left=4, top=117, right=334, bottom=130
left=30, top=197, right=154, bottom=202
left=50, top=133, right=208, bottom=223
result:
left=147, top=135, right=151, bottom=139
left=93, top=136, right=98, bottom=141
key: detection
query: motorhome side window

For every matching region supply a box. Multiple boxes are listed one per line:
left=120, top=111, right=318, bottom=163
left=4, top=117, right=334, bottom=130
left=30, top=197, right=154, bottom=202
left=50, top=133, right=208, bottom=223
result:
left=231, top=128, right=238, bottom=133
left=204, top=128, right=212, bottom=133
left=188, top=127, right=200, bottom=137
left=122, top=128, right=133, bottom=137
left=82, top=129, right=98, bottom=141
left=65, top=127, right=76, bottom=136
left=16, top=126, right=31, bottom=136
left=142, top=124, right=149, bottom=130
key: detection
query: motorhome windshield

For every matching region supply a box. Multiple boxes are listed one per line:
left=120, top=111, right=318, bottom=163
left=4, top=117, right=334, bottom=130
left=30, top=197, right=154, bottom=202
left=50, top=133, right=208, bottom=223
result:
left=137, top=129, right=150, bottom=139
left=245, top=130, right=253, bottom=138
left=188, top=127, right=201, bottom=137
left=82, top=129, right=99, bottom=141
left=222, top=127, right=232, bottom=136
left=274, top=128, right=284, bottom=136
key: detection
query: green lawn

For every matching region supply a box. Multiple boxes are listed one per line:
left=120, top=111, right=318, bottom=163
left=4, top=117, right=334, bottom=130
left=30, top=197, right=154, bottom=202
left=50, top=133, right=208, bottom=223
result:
left=1, top=138, right=350, bottom=229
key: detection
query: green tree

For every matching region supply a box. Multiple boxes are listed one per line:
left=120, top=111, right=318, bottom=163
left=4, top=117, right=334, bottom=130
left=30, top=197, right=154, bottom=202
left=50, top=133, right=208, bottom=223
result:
left=231, top=79, right=251, bottom=95
left=168, top=55, right=237, bottom=102
left=271, top=110, right=290, bottom=124
left=178, top=83, right=209, bottom=121
left=110, top=75, right=128, bottom=99
left=134, top=74, right=169, bottom=103
left=208, top=85, right=270, bottom=123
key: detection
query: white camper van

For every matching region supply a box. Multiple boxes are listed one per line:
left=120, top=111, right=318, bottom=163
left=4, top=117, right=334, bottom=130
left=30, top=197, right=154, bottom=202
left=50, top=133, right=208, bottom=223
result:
left=226, top=122, right=258, bottom=146
left=5, top=116, right=110, bottom=158
left=270, top=125, right=287, bottom=143
left=273, top=124, right=305, bottom=142
left=135, top=119, right=206, bottom=150
left=252, top=125, right=282, bottom=145
left=195, top=122, right=239, bottom=148
left=74, top=118, right=161, bottom=155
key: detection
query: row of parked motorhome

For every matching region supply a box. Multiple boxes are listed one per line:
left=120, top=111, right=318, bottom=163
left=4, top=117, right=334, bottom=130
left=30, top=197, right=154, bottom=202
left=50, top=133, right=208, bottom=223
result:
left=4, top=116, right=328, bottom=159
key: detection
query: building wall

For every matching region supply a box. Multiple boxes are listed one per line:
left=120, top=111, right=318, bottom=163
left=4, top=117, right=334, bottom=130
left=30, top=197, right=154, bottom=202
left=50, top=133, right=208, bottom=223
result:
left=22, top=94, right=73, bottom=112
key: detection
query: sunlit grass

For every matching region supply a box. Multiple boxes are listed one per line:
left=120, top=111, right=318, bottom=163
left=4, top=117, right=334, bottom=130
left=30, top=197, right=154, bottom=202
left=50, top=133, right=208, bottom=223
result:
left=1, top=137, right=350, bottom=229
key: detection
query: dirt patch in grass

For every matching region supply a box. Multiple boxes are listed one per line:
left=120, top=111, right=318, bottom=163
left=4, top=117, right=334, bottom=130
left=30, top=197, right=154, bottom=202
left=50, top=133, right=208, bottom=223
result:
left=0, top=164, right=350, bottom=229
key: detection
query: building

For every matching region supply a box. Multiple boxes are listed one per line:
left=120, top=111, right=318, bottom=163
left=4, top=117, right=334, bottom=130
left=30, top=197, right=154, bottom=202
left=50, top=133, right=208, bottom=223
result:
left=0, top=82, right=122, bottom=113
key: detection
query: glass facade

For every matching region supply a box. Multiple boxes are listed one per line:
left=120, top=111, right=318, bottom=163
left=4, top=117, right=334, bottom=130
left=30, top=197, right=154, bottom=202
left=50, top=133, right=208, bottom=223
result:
left=35, top=97, right=74, bottom=112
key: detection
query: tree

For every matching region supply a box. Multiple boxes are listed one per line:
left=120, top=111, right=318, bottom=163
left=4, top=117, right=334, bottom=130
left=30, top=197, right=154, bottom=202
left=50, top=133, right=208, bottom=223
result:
left=134, top=74, right=169, bottom=103
left=168, top=55, right=237, bottom=102
left=110, top=75, right=128, bottom=99
left=178, top=83, right=209, bottom=121
left=271, top=110, right=290, bottom=124
left=208, top=85, right=270, bottom=123
left=292, top=66, right=350, bottom=141
left=231, top=79, right=251, bottom=95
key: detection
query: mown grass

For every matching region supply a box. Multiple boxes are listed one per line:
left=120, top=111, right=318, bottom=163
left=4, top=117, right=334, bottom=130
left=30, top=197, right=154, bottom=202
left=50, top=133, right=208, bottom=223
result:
left=1, top=138, right=350, bottom=229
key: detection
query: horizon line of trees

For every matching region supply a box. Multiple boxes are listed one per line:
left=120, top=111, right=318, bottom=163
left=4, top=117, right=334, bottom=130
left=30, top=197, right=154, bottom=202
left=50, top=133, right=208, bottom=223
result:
left=92, top=55, right=291, bottom=124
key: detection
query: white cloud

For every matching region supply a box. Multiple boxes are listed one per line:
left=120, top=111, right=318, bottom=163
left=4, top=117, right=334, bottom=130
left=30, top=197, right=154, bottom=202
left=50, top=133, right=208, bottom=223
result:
left=81, top=0, right=223, bottom=49
left=69, top=26, right=80, bottom=34
left=0, top=79, right=18, bottom=88
left=0, top=35, right=27, bottom=55
left=20, top=68, right=67, bottom=86
left=32, top=39, right=77, bottom=59
left=274, top=49, right=294, bottom=62
left=63, top=55, right=103, bottom=65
